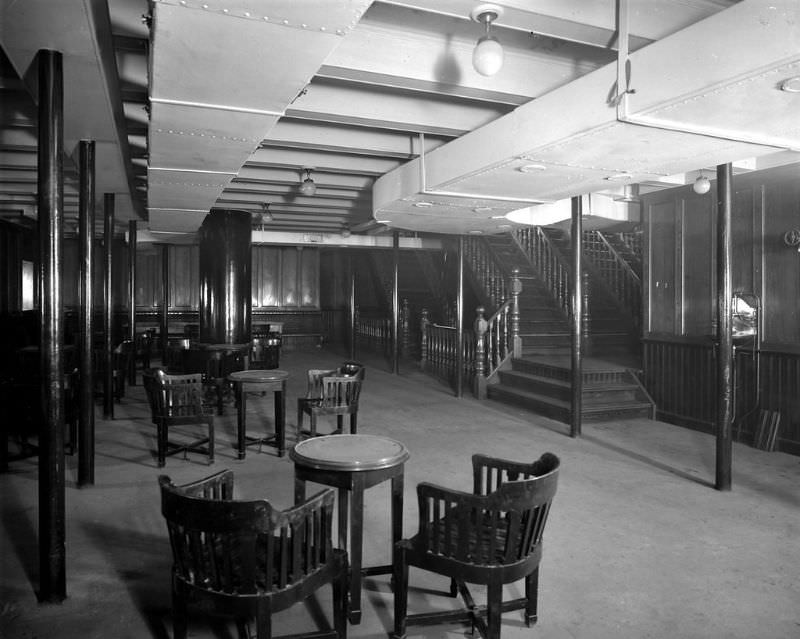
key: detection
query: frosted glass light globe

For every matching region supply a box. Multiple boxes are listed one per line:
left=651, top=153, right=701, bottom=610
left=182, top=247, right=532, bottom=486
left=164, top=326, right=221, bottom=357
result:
left=473, top=36, right=503, bottom=76
left=693, top=175, right=711, bottom=195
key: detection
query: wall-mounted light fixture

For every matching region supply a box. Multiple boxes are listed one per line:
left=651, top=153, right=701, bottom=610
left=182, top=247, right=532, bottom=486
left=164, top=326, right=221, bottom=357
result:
left=693, top=171, right=712, bottom=195
left=260, top=203, right=272, bottom=224
left=299, top=168, right=316, bottom=196
left=470, top=4, right=504, bottom=77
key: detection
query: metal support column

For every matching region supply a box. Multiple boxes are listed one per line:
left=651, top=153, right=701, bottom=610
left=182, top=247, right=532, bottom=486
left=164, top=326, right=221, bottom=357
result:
left=77, top=140, right=95, bottom=487
left=392, top=231, right=400, bottom=374
left=37, top=48, right=66, bottom=602
left=349, top=253, right=356, bottom=360
left=716, top=163, right=734, bottom=491
left=127, top=220, right=136, bottom=385
left=103, top=194, right=114, bottom=419
left=161, top=244, right=169, bottom=362
left=456, top=236, right=464, bottom=397
left=570, top=196, right=584, bottom=438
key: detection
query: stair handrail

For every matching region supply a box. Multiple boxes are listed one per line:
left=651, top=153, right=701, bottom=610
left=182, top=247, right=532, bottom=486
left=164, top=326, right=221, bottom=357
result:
left=462, top=236, right=508, bottom=310
left=512, top=226, right=571, bottom=316
left=585, top=230, right=642, bottom=331
left=595, top=231, right=641, bottom=284
left=472, top=267, right=521, bottom=399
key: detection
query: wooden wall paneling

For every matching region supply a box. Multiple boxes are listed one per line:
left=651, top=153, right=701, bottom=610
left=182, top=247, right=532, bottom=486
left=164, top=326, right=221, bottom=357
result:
left=762, top=173, right=800, bottom=344
left=682, top=194, right=714, bottom=336
left=732, top=187, right=756, bottom=295
left=299, top=247, right=319, bottom=307
left=168, top=245, right=198, bottom=309
left=251, top=245, right=280, bottom=308
left=135, top=246, right=162, bottom=309
left=113, top=238, right=128, bottom=310
left=647, top=200, right=677, bottom=334
left=281, top=247, right=298, bottom=307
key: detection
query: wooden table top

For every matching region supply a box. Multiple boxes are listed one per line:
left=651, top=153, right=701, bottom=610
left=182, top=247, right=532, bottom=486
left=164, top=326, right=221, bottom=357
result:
left=228, top=369, right=288, bottom=383
left=290, top=434, right=409, bottom=472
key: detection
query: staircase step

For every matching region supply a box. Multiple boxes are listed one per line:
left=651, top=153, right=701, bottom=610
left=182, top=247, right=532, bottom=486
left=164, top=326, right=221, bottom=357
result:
left=487, top=384, right=652, bottom=421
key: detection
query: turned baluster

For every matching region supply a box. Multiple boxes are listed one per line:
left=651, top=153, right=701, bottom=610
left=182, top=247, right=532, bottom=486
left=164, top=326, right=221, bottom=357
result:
left=401, top=298, right=410, bottom=356
left=510, top=267, right=522, bottom=357
left=582, top=271, right=591, bottom=356
left=419, top=308, right=429, bottom=371
left=473, top=306, right=488, bottom=399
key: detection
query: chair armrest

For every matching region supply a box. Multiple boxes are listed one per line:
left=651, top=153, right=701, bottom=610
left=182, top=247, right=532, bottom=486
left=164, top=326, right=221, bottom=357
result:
left=160, top=468, right=234, bottom=500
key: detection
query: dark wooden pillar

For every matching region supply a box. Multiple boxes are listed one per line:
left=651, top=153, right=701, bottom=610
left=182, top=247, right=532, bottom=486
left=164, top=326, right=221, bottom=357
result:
left=37, top=48, right=66, bottom=603
left=716, top=163, right=734, bottom=491
left=349, top=252, right=356, bottom=360
left=127, top=220, right=136, bottom=384
left=392, top=231, right=400, bottom=374
left=77, top=140, right=95, bottom=487
left=198, top=209, right=251, bottom=344
left=161, top=244, right=169, bottom=361
left=103, top=194, right=114, bottom=419
left=570, top=196, right=584, bottom=438
left=455, top=235, right=464, bottom=397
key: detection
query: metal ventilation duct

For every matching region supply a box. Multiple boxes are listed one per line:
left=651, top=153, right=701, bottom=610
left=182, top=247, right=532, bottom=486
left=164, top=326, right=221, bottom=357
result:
left=373, top=0, right=800, bottom=234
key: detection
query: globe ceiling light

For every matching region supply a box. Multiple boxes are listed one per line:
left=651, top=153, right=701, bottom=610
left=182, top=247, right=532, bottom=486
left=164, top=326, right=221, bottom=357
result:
left=299, top=168, right=316, bottom=196
left=693, top=173, right=711, bottom=195
left=470, top=4, right=504, bottom=77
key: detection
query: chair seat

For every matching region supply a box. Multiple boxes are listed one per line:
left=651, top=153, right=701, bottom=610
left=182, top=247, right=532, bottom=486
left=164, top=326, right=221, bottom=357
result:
left=393, top=453, right=560, bottom=639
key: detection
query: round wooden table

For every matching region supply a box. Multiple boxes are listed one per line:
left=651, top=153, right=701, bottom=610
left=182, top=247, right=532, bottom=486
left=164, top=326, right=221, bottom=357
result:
left=290, top=434, right=410, bottom=625
left=228, top=369, right=289, bottom=457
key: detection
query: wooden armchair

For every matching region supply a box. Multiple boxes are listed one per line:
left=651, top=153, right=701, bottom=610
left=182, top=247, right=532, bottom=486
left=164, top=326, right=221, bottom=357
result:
left=158, top=470, right=348, bottom=639
left=143, top=369, right=214, bottom=467
left=393, top=452, right=560, bottom=639
left=297, top=370, right=362, bottom=439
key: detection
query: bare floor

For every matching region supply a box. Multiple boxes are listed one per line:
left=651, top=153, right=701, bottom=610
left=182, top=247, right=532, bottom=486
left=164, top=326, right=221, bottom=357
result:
left=1, top=347, right=799, bottom=639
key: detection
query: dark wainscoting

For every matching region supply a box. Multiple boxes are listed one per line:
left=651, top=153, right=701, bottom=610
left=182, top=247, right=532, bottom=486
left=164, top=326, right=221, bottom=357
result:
left=643, top=336, right=799, bottom=455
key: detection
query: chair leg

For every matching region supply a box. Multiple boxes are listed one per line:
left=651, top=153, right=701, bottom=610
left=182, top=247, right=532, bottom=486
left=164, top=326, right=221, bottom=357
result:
left=255, top=598, right=271, bottom=639
left=310, top=413, right=317, bottom=437
left=297, top=399, right=304, bottom=439
left=486, top=580, right=503, bottom=639
left=157, top=419, right=167, bottom=467
left=336, top=415, right=343, bottom=434
left=207, top=417, right=215, bottom=465
left=449, top=577, right=458, bottom=597
left=350, top=413, right=357, bottom=435
left=392, top=544, right=409, bottom=639
left=524, top=566, right=539, bottom=626
left=172, top=583, right=188, bottom=639
left=333, top=553, right=348, bottom=639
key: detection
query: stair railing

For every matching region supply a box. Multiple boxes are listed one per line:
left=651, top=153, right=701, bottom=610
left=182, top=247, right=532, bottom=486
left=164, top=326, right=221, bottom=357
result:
left=585, top=230, right=642, bottom=330
left=419, top=309, right=476, bottom=394
left=513, top=226, right=570, bottom=316
left=462, top=236, right=508, bottom=310
left=472, top=268, right=522, bottom=399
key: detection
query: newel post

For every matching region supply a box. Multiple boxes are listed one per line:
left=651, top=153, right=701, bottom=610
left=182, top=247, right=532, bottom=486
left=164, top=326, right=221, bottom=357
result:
left=473, top=306, right=488, bottom=399
left=419, top=308, right=429, bottom=371
left=401, top=298, right=410, bottom=356
left=510, top=267, right=522, bottom=358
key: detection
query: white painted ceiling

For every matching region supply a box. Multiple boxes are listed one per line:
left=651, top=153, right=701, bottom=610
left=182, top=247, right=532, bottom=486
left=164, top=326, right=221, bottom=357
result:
left=1, top=0, right=799, bottom=239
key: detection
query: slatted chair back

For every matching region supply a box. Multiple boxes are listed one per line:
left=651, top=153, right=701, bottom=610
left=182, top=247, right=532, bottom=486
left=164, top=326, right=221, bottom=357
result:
left=319, top=376, right=362, bottom=410
left=158, top=372, right=207, bottom=420
left=394, top=452, right=560, bottom=639
left=158, top=470, right=347, bottom=639
left=305, top=368, right=337, bottom=399
left=145, top=370, right=215, bottom=467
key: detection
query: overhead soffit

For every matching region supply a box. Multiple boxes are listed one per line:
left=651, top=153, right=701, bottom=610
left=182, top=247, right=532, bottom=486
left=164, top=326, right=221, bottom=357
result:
left=147, top=0, right=373, bottom=231
left=0, top=0, right=138, bottom=221
left=373, top=0, right=800, bottom=235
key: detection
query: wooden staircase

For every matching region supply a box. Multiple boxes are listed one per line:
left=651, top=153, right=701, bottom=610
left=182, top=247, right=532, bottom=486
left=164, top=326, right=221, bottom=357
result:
left=474, top=233, right=654, bottom=422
